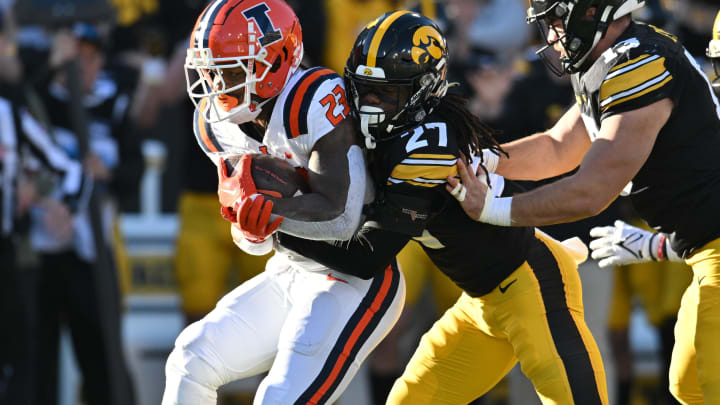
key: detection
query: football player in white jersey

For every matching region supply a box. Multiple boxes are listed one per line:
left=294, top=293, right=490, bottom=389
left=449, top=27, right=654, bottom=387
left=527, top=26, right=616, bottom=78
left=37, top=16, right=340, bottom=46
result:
left=161, top=1, right=405, bottom=404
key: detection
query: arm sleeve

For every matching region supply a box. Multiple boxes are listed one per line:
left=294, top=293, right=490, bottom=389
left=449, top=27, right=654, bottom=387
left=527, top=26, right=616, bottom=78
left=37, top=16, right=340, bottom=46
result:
left=277, top=144, right=367, bottom=241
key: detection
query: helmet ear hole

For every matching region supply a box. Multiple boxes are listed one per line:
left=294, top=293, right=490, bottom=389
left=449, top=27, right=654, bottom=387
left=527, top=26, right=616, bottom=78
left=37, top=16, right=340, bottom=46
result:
left=269, top=56, right=282, bottom=73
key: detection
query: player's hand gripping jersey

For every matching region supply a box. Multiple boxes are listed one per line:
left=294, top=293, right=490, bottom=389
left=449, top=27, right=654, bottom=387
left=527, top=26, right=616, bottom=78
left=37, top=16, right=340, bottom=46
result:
left=571, top=22, right=720, bottom=258
left=281, top=112, right=539, bottom=295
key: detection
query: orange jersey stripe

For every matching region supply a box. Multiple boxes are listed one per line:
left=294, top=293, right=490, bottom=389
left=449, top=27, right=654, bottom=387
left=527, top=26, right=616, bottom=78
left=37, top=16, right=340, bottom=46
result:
left=197, top=99, right=218, bottom=153
left=306, top=266, right=394, bottom=404
left=289, top=68, right=335, bottom=138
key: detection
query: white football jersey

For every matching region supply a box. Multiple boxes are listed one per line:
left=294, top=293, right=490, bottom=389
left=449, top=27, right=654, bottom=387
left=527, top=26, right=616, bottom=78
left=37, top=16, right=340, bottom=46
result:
left=193, top=67, right=352, bottom=270
left=193, top=67, right=350, bottom=170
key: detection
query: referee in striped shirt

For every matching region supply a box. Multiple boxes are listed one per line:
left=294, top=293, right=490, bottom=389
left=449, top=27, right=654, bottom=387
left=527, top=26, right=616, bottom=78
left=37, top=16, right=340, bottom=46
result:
left=0, top=81, right=87, bottom=404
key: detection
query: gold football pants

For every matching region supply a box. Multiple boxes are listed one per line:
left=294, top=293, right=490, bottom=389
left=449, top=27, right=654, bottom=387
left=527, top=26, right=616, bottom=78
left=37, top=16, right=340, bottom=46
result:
left=387, top=231, right=607, bottom=405
left=607, top=259, right=692, bottom=330
left=397, top=240, right=462, bottom=311
left=670, top=237, right=720, bottom=405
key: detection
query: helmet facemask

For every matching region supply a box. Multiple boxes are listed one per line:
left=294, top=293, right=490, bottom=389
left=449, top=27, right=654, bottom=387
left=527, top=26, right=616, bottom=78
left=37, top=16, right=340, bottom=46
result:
left=709, top=46, right=720, bottom=89
left=185, top=0, right=304, bottom=124
left=345, top=62, right=448, bottom=149
left=185, top=44, right=276, bottom=124
left=527, top=0, right=645, bottom=75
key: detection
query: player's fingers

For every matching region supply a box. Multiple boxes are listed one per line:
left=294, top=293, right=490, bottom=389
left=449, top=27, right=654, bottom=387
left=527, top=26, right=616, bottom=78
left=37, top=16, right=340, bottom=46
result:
left=588, top=236, right=613, bottom=250
left=613, top=219, right=627, bottom=229
left=248, top=195, right=265, bottom=226
left=258, top=199, right=274, bottom=228
left=598, top=257, right=616, bottom=268
left=589, top=225, right=614, bottom=238
left=449, top=182, right=467, bottom=202
left=590, top=246, right=615, bottom=260
left=455, top=156, right=473, bottom=184
left=237, top=196, right=254, bottom=225
left=267, top=215, right=283, bottom=235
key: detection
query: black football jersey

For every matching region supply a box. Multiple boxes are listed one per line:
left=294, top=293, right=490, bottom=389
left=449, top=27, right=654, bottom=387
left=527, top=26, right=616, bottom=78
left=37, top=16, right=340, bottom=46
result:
left=280, top=114, right=535, bottom=295
left=571, top=21, right=720, bottom=257
left=364, top=115, right=535, bottom=296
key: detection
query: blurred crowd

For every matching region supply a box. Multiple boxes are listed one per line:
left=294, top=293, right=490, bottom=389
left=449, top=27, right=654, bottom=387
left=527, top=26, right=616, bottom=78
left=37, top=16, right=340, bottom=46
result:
left=0, top=0, right=718, bottom=404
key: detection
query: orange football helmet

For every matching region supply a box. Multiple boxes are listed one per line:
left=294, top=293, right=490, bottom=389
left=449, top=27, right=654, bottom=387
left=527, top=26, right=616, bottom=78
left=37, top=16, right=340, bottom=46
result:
left=186, top=0, right=304, bottom=123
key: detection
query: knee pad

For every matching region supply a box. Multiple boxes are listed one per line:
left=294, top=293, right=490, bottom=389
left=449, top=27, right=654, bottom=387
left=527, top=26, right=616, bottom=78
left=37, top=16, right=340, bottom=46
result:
left=166, top=323, right=228, bottom=390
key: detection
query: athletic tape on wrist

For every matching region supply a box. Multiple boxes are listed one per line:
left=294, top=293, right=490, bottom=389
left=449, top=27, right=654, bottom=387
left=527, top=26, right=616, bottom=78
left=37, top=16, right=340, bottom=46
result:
left=479, top=196, right=512, bottom=226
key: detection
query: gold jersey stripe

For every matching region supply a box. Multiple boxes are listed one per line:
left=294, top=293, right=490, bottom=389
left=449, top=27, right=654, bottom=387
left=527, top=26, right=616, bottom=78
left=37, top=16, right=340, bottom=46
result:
left=600, top=56, right=667, bottom=102
left=387, top=179, right=440, bottom=187
left=609, top=54, right=651, bottom=73
left=601, top=75, right=673, bottom=111
left=367, top=11, right=411, bottom=67
left=406, top=153, right=457, bottom=160
left=391, top=164, right=457, bottom=181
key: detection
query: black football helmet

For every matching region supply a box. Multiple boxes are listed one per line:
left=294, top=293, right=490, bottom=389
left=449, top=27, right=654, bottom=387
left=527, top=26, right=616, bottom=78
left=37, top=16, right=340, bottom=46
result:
left=527, top=0, right=645, bottom=75
left=345, top=11, right=449, bottom=149
left=707, top=10, right=720, bottom=88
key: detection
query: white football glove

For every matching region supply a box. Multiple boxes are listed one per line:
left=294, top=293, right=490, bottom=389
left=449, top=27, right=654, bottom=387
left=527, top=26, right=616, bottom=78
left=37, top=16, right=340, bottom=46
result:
left=589, top=220, right=683, bottom=267
left=589, top=220, right=660, bottom=267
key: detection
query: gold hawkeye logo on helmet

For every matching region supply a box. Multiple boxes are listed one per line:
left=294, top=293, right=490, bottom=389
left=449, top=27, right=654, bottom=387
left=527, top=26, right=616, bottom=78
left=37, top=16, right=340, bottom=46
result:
left=411, top=26, right=445, bottom=64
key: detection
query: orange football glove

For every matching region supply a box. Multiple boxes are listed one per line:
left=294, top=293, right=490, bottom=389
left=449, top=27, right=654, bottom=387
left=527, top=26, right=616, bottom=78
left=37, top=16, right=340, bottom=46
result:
left=234, top=195, right=284, bottom=242
left=217, top=154, right=258, bottom=222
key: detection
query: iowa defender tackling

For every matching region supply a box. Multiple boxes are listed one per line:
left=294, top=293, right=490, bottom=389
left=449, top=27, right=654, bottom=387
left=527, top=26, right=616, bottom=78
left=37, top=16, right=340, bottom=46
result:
left=280, top=12, right=609, bottom=404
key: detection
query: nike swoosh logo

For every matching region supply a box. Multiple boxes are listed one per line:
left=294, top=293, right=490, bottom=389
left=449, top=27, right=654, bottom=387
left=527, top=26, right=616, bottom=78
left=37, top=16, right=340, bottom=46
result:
left=499, top=279, right=517, bottom=294
left=327, top=274, right=348, bottom=284
left=699, top=276, right=706, bottom=285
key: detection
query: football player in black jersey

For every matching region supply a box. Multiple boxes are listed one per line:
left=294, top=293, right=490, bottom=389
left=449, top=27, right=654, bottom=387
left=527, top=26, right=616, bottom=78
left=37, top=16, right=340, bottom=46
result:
left=450, top=1, right=720, bottom=403
left=279, top=11, right=609, bottom=404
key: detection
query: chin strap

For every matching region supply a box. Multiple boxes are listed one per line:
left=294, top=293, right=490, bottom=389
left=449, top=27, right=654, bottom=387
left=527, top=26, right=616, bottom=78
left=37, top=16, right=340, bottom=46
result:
left=226, top=97, right=273, bottom=124
left=359, top=105, right=385, bottom=149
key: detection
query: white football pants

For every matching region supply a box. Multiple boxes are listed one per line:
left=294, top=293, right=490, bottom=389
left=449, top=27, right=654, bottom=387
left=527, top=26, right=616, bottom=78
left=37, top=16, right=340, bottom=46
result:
left=162, top=253, right=405, bottom=405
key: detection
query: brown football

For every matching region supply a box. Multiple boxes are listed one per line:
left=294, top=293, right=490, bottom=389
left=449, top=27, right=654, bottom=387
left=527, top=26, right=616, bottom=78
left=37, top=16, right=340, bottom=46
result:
left=226, top=153, right=309, bottom=198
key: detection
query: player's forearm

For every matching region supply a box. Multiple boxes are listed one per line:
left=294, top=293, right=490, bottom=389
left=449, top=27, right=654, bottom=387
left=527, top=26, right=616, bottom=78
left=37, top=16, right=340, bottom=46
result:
left=273, top=146, right=367, bottom=241
left=497, top=132, right=578, bottom=181
left=510, top=174, right=613, bottom=226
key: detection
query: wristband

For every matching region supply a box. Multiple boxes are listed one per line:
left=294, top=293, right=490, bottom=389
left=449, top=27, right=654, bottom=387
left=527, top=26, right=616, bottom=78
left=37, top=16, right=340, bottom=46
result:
left=479, top=196, right=512, bottom=226
left=657, top=233, right=667, bottom=260
left=648, top=232, right=658, bottom=261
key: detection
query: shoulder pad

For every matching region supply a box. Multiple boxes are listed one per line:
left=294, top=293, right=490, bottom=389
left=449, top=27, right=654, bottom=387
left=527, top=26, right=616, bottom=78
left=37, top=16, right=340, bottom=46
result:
left=282, top=67, right=342, bottom=139
left=385, top=122, right=460, bottom=188
left=388, top=152, right=458, bottom=188
left=194, top=99, right=223, bottom=153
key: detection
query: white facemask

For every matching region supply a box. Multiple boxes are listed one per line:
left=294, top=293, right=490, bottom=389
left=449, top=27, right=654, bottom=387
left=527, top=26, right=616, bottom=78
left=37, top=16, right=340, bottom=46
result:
left=358, top=105, right=386, bottom=149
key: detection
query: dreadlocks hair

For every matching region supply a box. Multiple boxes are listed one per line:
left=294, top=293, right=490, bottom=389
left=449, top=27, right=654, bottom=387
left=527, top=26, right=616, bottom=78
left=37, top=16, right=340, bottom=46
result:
left=433, top=92, right=507, bottom=180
